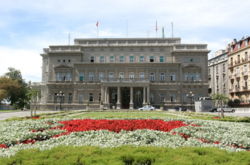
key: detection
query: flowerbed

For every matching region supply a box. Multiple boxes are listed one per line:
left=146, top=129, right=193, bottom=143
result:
left=0, top=116, right=250, bottom=157
left=57, top=119, right=188, bottom=133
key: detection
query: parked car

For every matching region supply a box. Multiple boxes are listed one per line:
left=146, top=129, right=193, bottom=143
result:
left=174, top=107, right=187, bottom=111
left=210, top=107, right=235, bottom=113
left=138, top=105, right=155, bottom=111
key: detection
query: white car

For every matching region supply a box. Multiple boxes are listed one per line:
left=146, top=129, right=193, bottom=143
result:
left=138, top=105, right=155, bottom=111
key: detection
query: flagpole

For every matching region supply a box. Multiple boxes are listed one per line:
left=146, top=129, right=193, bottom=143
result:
left=68, top=33, right=70, bottom=45
left=171, top=22, right=174, bottom=38
left=155, top=20, right=158, bottom=38
left=126, top=20, right=128, bottom=38
left=96, top=21, right=99, bottom=38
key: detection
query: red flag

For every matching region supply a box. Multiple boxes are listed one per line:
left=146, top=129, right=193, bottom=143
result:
left=96, top=21, right=99, bottom=27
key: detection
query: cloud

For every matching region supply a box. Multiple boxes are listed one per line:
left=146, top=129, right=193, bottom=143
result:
left=0, top=46, right=41, bottom=82
left=0, top=0, right=250, bottom=82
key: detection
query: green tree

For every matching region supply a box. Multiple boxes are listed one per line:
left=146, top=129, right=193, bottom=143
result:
left=4, top=67, right=30, bottom=109
left=212, top=94, right=229, bottom=118
left=28, top=88, right=41, bottom=117
left=0, top=76, right=20, bottom=103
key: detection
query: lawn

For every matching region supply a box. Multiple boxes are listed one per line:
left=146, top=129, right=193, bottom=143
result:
left=0, top=110, right=249, bottom=164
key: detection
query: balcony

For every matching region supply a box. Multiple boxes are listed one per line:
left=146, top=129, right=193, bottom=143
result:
left=242, top=71, right=248, bottom=76
left=101, top=78, right=150, bottom=83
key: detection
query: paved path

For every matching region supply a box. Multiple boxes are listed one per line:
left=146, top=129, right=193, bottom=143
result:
left=0, top=111, right=56, bottom=120
left=205, top=112, right=250, bottom=117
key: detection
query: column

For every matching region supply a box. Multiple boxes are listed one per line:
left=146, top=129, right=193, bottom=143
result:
left=129, top=87, right=134, bottom=109
left=104, top=87, right=107, bottom=104
left=117, top=87, right=121, bottom=109
left=100, top=86, right=104, bottom=109
left=143, top=87, right=146, bottom=106
left=107, top=87, right=110, bottom=108
left=147, top=86, right=150, bottom=105
left=73, top=89, right=77, bottom=104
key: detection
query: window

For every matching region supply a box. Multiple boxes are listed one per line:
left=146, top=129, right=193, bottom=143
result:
left=119, top=72, right=124, bottom=79
left=150, top=73, right=155, bottom=81
left=245, top=52, right=248, bottom=60
left=170, top=74, right=176, bottom=81
left=54, top=93, right=58, bottom=103
left=190, top=58, right=193, bottom=62
left=66, top=73, right=72, bottom=81
left=170, top=94, right=175, bottom=102
left=68, top=93, right=72, bottom=104
left=119, top=56, right=124, bottom=62
left=139, top=56, right=144, bottom=62
left=63, top=59, right=66, bottom=63
left=89, top=72, right=94, bottom=81
left=159, top=56, right=164, bottom=62
left=90, top=56, right=95, bottom=62
left=58, top=59, right=61, bottom=62
left=99, top=72, right=104, bottom=80
left=110, top=56, right=115, bottom=62
left=56, top=73, right=61, bottom=81
left=68, top=59, right=71, bottom=63
left=99, top=93, right=101, bottom=102
left=150, top=56, right=154, bottom=62
left=139, top=72, right=144, bottom=80
left=160, top=73, right=165, bottom=81
left=129, top=72, right=135, bottom=80
left=109, top=72, right=114, bottom=80
left=78, top=94, right=83, bottom=104
left=100, top=56, right=105, bottom=63
left=89, top=93, right=93, bottom=102
left=79, top=72, right=84, bottom=81
left=160, top=94, right=165, bottom=102
left=129, top=56, right=134, bottom=62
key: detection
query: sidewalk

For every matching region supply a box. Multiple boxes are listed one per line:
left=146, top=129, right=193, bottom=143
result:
left=0, top=111, right=56, bottom=120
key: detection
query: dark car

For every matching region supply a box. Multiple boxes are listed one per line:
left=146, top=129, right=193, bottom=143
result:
left=210, top=108, right=217, bottom=112
left=175, top=107, right=187, bottom=111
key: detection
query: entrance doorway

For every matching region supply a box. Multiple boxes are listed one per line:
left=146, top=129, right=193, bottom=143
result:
left=134, top=87, right=143, bottom=108
left=121, top=87, right=130, bottom=109
left=109, top=87, right=117, bottom=108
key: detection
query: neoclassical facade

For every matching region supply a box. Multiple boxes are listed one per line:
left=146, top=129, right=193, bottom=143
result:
left=228, top=37, right=250, bottom=105
left=38, top=38, right=209, bottom=110
left=208, top=50, right=228, bottom=96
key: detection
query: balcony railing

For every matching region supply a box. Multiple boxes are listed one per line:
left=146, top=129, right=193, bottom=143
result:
left=48, top=79, right=207, bottom=84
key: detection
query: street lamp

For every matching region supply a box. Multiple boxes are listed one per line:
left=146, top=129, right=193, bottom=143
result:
left=186, top=91, right=194, bottom=110
left=57, top=91, right=64, bottom=110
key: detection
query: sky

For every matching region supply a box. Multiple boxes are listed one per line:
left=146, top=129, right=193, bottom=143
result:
left=0, top=0, right=250, bottom=82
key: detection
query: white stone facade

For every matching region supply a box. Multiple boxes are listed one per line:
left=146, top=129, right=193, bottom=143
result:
left=38, top=38, right=209, bottom=110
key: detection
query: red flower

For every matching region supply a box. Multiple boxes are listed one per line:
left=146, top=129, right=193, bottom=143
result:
left=55, top=119, right=188, bottom=135
left=0, top=144, right=8, bottom=148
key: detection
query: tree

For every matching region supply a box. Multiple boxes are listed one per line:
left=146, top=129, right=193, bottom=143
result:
left=212, top=94, right=229, bottom=118
left=28, top=89, right=41, bottom=117
left=0, top=76, right=21, bottom=103
left=4, top=68, right=30, bottom=109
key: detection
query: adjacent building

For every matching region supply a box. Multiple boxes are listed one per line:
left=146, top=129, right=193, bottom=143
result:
left=228, top=37, right=250, bottom=105
left=38, top=38, right=209, bottom=110
left=208, top=50, right=228, bottom=96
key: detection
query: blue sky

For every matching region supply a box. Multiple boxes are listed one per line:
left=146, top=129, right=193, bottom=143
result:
left=0, top=0, right=250, bottom=82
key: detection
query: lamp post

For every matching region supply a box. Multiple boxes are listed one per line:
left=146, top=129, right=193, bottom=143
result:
left=186, top=91, right=194, bottom=111
left=57, top=91, right=64, bottom=110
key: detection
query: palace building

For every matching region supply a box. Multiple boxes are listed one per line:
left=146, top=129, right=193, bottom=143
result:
left=37, top=38, right=209, bottom=110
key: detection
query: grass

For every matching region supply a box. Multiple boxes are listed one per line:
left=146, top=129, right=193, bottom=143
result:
left=0, top=110, right=21, bottom=113
left=2, top=110, right=250, bottom=123
left=70, top=111, right=180, bottom=119
left=1, top=146, right=250, bottom=165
